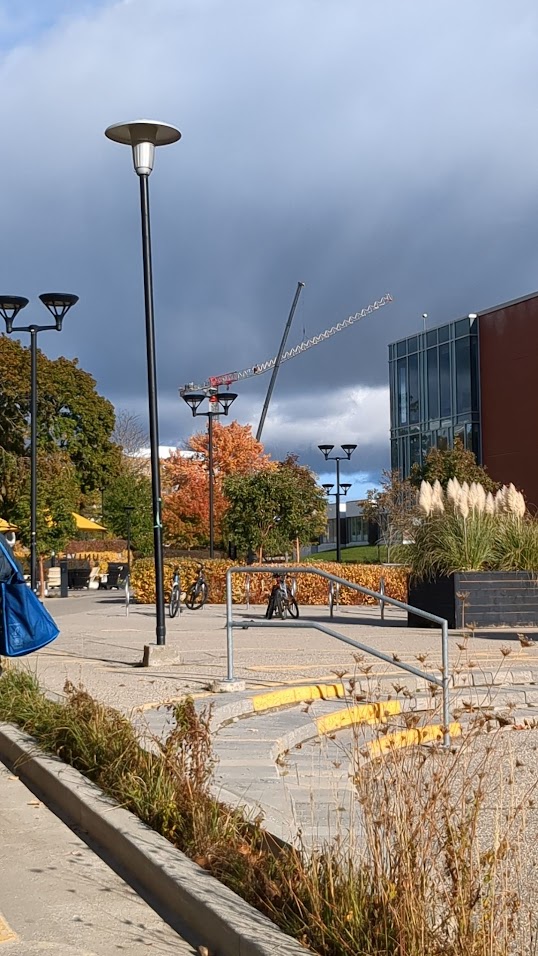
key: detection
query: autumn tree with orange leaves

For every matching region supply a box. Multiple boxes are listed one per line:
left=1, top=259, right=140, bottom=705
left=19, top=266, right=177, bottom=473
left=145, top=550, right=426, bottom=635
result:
left=162, top=421, right=272, bottom=549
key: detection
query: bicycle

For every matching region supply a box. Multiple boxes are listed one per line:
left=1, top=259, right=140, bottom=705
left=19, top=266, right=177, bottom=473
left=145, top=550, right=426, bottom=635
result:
left=185, top=564, right=208, bottom=610
left=169, top=566, right=182, bottom=618
left=169, top=564, right=208, bottom=616
left=266, top=573, right=299, bottom=620
left=328, top=580, right=340, bottom=618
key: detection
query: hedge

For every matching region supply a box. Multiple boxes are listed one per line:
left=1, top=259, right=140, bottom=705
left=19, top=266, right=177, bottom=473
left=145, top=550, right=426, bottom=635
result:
left=131, top=558, right=408, bottom=606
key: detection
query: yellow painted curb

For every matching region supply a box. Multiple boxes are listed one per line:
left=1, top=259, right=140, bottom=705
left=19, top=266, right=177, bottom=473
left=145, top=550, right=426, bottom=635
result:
left=368, top=721, right=462, bottom=757
left=252, top=683, right=346, bottom=713
left=315, top=700, right=401, bottom=736
left=0, top=914, right=17, bottom=944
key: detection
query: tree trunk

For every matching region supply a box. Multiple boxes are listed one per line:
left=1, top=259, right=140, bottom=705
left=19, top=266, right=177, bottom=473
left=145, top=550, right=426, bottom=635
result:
left=294, top=537, right=300, bottom=563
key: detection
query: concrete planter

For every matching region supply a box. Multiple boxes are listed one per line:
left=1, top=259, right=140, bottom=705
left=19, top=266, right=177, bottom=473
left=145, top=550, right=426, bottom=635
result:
left=407, top=571, right=538, bottom=628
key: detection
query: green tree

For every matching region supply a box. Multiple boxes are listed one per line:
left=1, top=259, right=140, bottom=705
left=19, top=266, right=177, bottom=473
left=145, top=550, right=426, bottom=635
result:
left=0, top=336, right=120, bottom=496
left=9, top=451, right=78, bottom=556
left=410, top=438, right=497, bottom=493
left=102, top=472, right=154, bottom=557
left=223, top=456, right=326, bottom=560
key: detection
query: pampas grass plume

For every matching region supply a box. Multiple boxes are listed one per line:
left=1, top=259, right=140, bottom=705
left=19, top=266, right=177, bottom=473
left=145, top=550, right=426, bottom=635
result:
left=418, top=481, right=434, bottom=516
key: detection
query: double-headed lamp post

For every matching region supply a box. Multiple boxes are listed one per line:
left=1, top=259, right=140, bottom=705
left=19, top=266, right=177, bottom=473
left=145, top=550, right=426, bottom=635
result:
left=105, top=119, right=181, bottom=647
left=0, top=293, right=78, bottom=593
left=318, top=444, right=357, bottom=562
left=181, top=389, right=237, bottom=558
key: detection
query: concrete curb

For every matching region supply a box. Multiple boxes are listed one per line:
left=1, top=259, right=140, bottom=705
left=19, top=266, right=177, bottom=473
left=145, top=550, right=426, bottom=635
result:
left=0, top=723, right=308, bottom=956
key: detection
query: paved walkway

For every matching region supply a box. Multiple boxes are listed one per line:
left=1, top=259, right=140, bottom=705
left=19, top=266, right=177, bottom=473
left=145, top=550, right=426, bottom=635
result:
left=0, top=760, right=195, bottom=954
left=20, top=590, right=538, bottom=847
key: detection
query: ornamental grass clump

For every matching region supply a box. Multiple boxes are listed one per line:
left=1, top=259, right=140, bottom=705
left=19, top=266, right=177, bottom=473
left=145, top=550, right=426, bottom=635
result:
left=406, top=478, right=537, bottom=580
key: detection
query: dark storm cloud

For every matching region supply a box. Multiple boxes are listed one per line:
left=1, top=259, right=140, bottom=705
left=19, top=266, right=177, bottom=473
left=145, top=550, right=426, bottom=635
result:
left=1, top=0, right=538, bottom=490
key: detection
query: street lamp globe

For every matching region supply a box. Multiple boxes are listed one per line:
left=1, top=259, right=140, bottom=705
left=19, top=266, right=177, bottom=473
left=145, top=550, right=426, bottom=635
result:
left=105, top=120, right=181, bottom=176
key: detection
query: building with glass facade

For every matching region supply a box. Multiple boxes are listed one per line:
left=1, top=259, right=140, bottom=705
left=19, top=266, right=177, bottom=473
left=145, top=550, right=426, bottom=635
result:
left=389, top=314, right=480, bottom=476
left=388, top=290, right=538, bottom=507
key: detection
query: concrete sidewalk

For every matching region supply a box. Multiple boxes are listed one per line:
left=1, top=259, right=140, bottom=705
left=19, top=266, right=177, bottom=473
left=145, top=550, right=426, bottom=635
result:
left=0, top=760, right=195, bottom=954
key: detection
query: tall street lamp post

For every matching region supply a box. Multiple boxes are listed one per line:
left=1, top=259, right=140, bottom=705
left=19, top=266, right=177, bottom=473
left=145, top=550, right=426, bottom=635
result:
left=124, top=505, right=134, bottom=580
left=181, top=389, right=237, bottom=557
left=105, top=119, right=181, bottom=647
left=0, top=293, right=78, bottom=593
left=318, top=444, right=357, bottom=562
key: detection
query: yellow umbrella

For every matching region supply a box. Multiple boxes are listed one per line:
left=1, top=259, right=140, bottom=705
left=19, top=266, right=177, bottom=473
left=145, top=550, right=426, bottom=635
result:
left=72, top=512, right=107, bottom=532
left=0, top=518, right=18, bottom=532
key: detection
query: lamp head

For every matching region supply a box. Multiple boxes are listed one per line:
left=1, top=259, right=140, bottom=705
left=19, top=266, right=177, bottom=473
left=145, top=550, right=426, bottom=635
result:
left=340, top=483, right=352, bottom=495
left=182, top=393, right=206, bottom=415
left=322, top=483, right=334, bottom=494
left=218, top=392, right=237, bottom=415
left=0, top=295, right=29, bottom=332
left=39, top=293, right=78, bottom=330
left=341, top=443, right=357, bottom=458
left=318, top=444, right=334, bottom=458
left=105, top=120, right=181, bottom=175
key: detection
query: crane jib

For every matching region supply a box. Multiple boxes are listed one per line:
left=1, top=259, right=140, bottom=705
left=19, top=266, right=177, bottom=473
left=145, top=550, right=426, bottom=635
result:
left=179, top=292, right=393, bottom=396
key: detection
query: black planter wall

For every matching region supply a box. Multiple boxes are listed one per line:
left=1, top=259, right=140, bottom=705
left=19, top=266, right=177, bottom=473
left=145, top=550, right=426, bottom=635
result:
left=408, top=571, right=538, bottom=628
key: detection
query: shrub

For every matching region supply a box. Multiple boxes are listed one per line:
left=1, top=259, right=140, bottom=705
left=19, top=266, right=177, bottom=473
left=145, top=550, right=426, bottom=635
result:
left=131, top=557, right=408, bottom=605
left=405, top=478, right=538, bottom=580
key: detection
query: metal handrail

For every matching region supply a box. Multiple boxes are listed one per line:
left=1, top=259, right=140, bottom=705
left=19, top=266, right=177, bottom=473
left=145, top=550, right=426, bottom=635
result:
left=225, top=565, right=451, bottom=747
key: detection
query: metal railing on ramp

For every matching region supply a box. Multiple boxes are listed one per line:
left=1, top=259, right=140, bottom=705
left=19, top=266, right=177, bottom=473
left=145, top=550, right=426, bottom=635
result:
left=225, top=565, right=452, bottom=747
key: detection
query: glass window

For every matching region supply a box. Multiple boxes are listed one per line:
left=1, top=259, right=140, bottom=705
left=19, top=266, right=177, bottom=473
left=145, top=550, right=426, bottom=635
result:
left=439, top=342, right=451, bottom=417
left=410, top=433, right=420, bottom=467
left=470, top=335, right=479, bottom=411
left=397, top=358, right=407, bottom=425
left=408, top=352, right=419, bottom=424
left=396, top=340, right=407, bottom=357
left=455, top=336, right=471, bottom=413
left=421, top=432, right=433, bottom=461
left=437, top=429, right=449, bottom=452
left=465, top=422, right=481, bottom=458
left=426, top=330, right=437, bottom=348
left=407, top=335, right=418, bottom=354
left=438, top=325, right=449, bottom=343
left=391, top=440, right=398, bottom=471
left=399, top=437, right=408, bottom=476
left=427, top=348, right=439, bottom=420
left=454, top=424, right=465, bottom=447
left=455, top=318, right=469, bottom=337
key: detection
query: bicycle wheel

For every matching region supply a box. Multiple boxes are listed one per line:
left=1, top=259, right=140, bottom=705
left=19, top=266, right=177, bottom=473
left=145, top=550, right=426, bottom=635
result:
left=287, top=597, right=299, bottom=619
left=185, top=582, right=207, bottom=610
left=169, top=586, right=180, bottom=618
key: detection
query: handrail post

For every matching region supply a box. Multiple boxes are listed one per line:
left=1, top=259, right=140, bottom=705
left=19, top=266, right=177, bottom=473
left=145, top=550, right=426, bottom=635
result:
left=379, top=575, right=385, bottom=621
left=226, top=568, right=235, bottom=681
left=441, top=618, right=450, bottom=748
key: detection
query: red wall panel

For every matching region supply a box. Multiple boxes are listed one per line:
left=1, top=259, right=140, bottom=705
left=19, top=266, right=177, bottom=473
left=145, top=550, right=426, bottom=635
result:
left=479, top=296, right=538, bottom=507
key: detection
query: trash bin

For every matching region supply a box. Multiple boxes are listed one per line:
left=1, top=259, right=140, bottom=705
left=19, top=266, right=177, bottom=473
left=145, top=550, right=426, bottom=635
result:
left=106, top=562, right=126, bottom=589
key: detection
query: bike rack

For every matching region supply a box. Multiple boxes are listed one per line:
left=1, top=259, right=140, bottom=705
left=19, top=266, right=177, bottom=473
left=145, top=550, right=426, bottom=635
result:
left=225, top=565, right=452, bottom=748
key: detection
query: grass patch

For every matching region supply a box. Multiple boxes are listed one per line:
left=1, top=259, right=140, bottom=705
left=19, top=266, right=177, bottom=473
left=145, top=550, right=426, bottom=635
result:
left=307, top=545, right=389, bottom=564
left=0, top=667, right=535, bottom=954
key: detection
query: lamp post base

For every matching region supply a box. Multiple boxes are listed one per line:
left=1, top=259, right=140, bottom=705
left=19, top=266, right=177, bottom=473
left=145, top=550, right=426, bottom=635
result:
left=208, top=679, right=247, bottom=693
left=142, top=643, right=183, bottom=667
